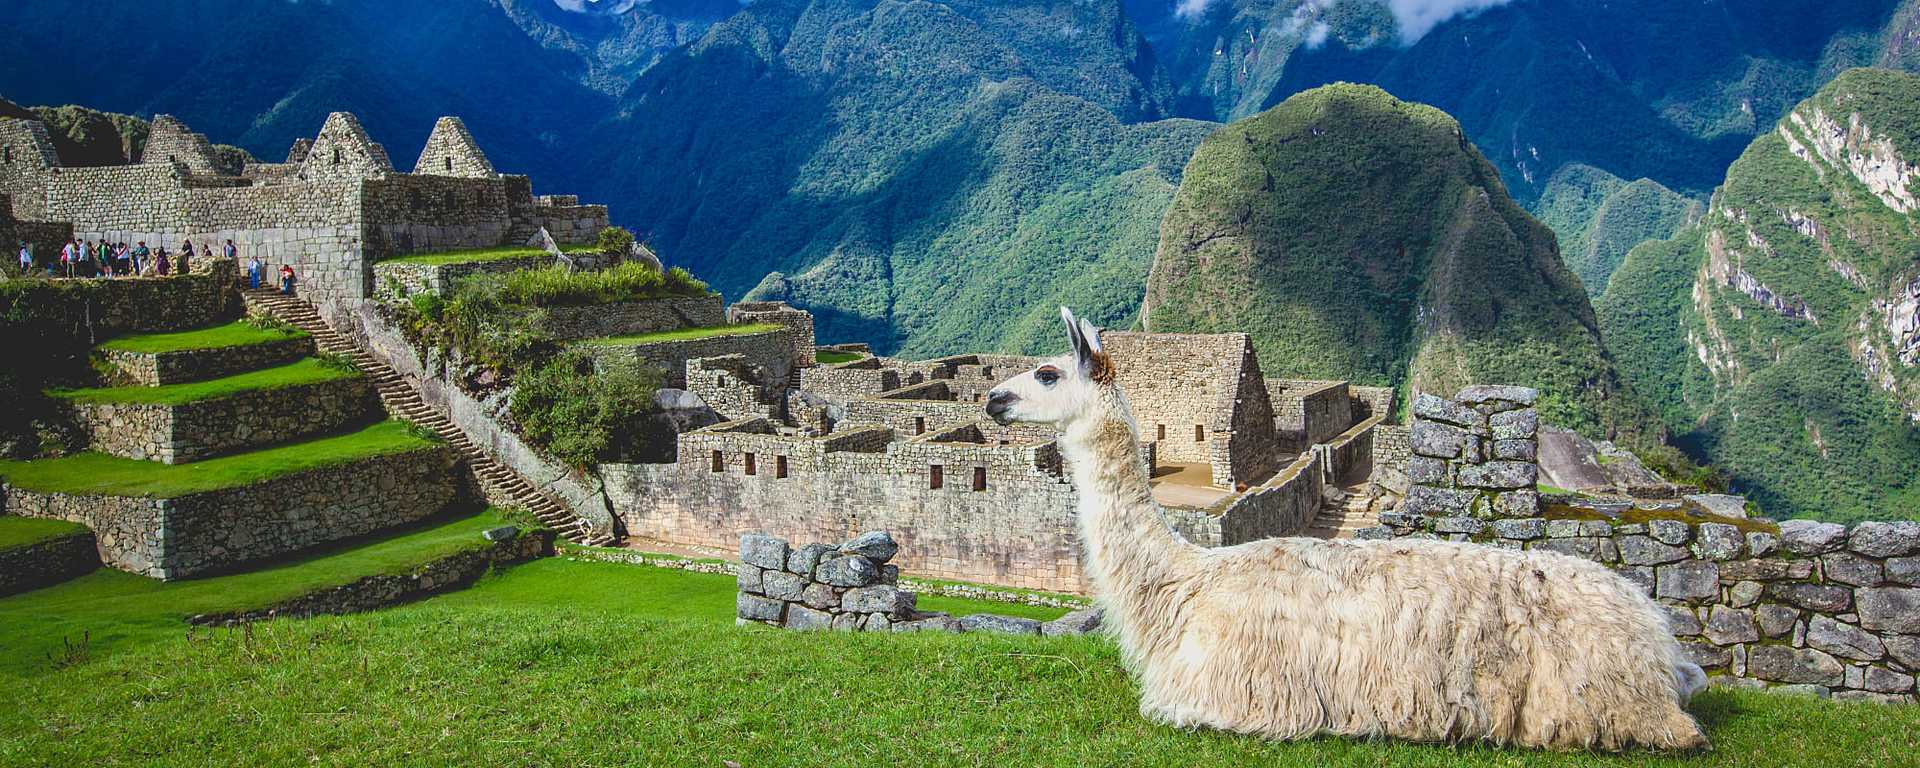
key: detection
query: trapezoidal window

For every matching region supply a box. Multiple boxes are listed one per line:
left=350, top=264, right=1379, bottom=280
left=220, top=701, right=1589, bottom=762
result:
left=711, top=450, right=724, bottom=472
left=972, top=466, right=986, bottom=492
left=914, top=416, right=926, bottom=435
left=332, top=148, right=342, bottom=165
left=775, top=455, right=788, bottom=479
left=1195, top=424, right=1206, bottom=442
left=744, top=453, right=757, bottom=476
left=443, top=157, right=453, bottom=172
left=1156, top=424, right=1166, bottom=440
left=4, top=145, right=13, bottom=163
left=929, top=464, right=943, bottom=490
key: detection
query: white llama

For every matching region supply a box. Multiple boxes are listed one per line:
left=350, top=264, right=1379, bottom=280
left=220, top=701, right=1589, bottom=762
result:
left=983, top=308, right=1708, bottom=752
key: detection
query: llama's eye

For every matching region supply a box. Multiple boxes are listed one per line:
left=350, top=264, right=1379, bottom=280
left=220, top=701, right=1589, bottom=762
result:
left=1035, top=367, right=1060, bottom=386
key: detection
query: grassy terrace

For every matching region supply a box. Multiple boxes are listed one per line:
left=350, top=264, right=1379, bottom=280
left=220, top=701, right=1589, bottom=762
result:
left=97, top=320, right=307, bottom=354
left=0, top=517, right=89, bottom=550
left=0, top=558, right=1913, bottom=765
left=379, top=246, right=595, bottom=267
left=816, top=349, right=866, bottom=365
left=0, top=420, right=436, bottom=498
left=50, top=358, right=358, bottom=406
left=0, top=508, right=512, bottom=676
left=578, top=322, right=783, bottom=346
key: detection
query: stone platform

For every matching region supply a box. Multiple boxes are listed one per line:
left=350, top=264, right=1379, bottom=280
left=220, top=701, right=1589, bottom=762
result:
left=62, top=373, right=377, bottom=464
left=100, top=334, right=315, bottom=387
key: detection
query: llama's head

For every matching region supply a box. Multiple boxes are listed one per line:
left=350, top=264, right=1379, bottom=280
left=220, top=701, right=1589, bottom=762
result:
left=985, top=307, right=1115, bottom=428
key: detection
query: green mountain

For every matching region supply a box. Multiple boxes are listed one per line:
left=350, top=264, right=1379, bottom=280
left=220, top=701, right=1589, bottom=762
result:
left=1533, top=164, right=1700, bottom=298
left=579, top=0, right=1210, bottom=354
left=1598, top=68, right=1920, bottom=522
left=1142, top=83, right=1645, bottom=436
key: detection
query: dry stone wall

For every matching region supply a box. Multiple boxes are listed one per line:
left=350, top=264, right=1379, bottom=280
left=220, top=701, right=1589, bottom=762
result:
left=5, top=445, right=456, bottom=579
left=1400, top=386, right=1541, bottom=519
left=0, top=527, right=98, bottom=596
left=0, top=262, right=237, bottom=335
left=533, top=294, right=725, bottom=341
left=1168, top=452, right=1323, bottom=548
left=373, top=255, right=549, bottom=297
left=1269, top=379, right=1353, bottom=446
left=727, top=302, right=816, bottom=373
left=579, top=326, right=792, bottom=388
left=65, top=375, right=376, bottom=464
left=101, top=335, right=314, bottom=386
left=1102, top=332, right=1281, bottom=488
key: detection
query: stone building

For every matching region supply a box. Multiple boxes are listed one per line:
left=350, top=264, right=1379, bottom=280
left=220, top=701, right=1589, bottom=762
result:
left=0, top=111, right=607, bottom=302
left=1103, top=332, right=1283, bottom=489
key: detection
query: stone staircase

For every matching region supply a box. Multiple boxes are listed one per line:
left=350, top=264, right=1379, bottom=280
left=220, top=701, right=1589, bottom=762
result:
left=242, top=290, right=613, bottom=546
left=1304, top=482, right=1377, bottom=540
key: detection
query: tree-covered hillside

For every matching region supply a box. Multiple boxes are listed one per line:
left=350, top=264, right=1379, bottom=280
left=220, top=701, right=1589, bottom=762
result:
left=1599, top=68, right=1920, bottom=522
left=577, top=0, right=1211, bottom=354
left=1533, top=164, right=1700, bottom=298
left=1142, top=83, right=1648, bottom=436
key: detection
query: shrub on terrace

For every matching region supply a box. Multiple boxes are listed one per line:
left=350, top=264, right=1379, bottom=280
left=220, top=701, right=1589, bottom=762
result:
left=495, top=261, right=708, bottom=307
left=507, top=351, right=669, bottom=470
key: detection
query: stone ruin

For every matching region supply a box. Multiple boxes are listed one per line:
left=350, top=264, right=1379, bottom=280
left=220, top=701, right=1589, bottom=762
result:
left=1399, top=385, right=1541, bottom=519
left=735, top=531, right=1102, bottom=636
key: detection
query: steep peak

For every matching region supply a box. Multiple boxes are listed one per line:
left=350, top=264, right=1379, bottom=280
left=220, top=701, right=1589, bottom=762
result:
left=413, top=116, right=495, bottom=178
left=302, top=112, right=393, bottom=181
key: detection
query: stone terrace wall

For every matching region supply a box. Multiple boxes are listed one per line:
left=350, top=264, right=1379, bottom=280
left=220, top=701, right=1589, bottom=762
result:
left=65, top=376, right=376, bottom=464
left=580, top=327, right=792, bottom=389
left=372, top=255, right=548, bottom=297
left=5, top=445, right=456, bottom=579
left=1366, top=512, right=1920, bottom=703
left=533, top=294, right=725, bottom=341
left=1401, top=386, right=1541, bottom=519
left=727, top=301, right=816, bottom=374
left=1169, top=452, right=1323, bottom=548
left=362, top=174, right=514, bottom=256
left=0, top=262, right=237, bottom=336
left=101, top=335, right=314, bottom=386
left=735, top=531, right=919, bottom=631
left=798, top=361, right=902, bottom=403
left=0, top=527, right=98, bottom=597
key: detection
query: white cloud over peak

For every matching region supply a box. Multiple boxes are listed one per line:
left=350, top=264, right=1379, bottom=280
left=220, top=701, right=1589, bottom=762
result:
left=1387, top=0, right=1516, bottom=43
left=553, top=0, right=642, bottom=15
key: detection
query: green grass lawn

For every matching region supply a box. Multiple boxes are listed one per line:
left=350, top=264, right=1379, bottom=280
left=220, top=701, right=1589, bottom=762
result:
left=577, top=322, right=783, bottom=346
left=51, top=358, right=359, bottom=406
left=0, top=420, right=436, bottom=498
left=815, top=349, right=867, bottom=364
left=381, top=246, right=595, bottom=267
left=0, top=517, right=89, bottom=550
left=96, top=320, right=307, bottom=355
left=0, top=508, right=510, bottom=676
left=0, top=557, right=1912, bottom=766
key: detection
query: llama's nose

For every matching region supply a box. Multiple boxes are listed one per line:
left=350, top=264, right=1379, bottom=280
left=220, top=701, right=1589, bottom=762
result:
left=985, top=390, right=1017, bottom=423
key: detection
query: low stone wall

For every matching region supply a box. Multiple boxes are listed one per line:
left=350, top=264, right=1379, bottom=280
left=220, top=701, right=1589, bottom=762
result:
left=533, top=294, right=725, bottom=341
left=1401, top=386, right=1540, bottom=519
left=1169, top=451, right=1324, bottom=548
left=0, top=260, right=237, bottom=337
left=727, top=301, right=816, bottom=371
left=1314, top=414, right=1380, bottom=484
left=1268, top=379, right=1353, bottom=446
left=0, top=527, right=99, bottom=596
left=189, top=528, right=551, bottom=624
left=1350, top=385, right=1395, bottom=422
left=5, top=445, right=457, bottom=579
left=579, top=328, right=792, bottom=389
left=101, top=335, right=315, bottom=386
left=1363, top=512, right=1919, bottom=703
left=66, top=376, right=376, bottom=464
left=1372, top=423, right=1409, bottom=477
left=372, top=255, right=549, bottom=297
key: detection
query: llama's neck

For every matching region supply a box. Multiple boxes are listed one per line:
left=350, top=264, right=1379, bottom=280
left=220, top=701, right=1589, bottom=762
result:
left=1057, top=396, right=1194, bottom=618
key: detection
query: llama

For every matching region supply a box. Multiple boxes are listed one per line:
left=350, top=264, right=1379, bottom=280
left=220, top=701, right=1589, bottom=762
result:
left=983, top=308, right=1708, bottom=752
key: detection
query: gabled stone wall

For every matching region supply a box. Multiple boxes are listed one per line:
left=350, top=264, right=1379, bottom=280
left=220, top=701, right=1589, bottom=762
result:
left=1102, top=331, right=1282, bottom=488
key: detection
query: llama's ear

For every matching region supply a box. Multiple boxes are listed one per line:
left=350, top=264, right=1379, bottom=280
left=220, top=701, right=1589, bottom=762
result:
left=1077, top=318, right=1103, bottom=354
left=1060, top=306, right=1086, bottom=354
left=1061, top=308, right=1113, bottom=384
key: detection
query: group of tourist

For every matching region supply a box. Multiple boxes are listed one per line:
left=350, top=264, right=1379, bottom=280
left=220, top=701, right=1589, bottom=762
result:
left=11, top=237, right=297, bottom=294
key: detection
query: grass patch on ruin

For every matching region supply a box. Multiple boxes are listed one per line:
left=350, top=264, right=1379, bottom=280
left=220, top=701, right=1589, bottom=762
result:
left=381, top=246, right=594, bottom=267
left=815, top=349, right=866, bottom=364
left=0, top=517, right=89, bottom=550
left=1, top=558, right=1914, bottom=766
left=95, top=320, right=307, bottom=355
left=49, top=357, right=359, bottom=406
left=0, top=507, right=511, bottom=675
left=0, top=420, right=436, bottom=498
left=577, top=322, right=783, bottom=346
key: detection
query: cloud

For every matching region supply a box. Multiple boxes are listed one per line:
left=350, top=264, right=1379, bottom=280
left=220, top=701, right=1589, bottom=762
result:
left=1173, top=0, right=1214, bottom=21
left=552, top=0, right=641, bottom=15
left=1387, top=0, right=1516, bottom=43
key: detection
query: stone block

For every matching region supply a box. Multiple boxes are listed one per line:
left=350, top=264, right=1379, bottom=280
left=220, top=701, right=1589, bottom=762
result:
left=801, top=582, right=839, bottom=611
left=1701, top=606, right=1757, bottom=645
left=1779, top=520, right=1847, bottom=555
left=1890, top=556, right=1920, bottom=586
left=1401, top=486, right=1477, bottom=517
left=839, top=531, right=900, bottom=563
left=736, top=593, right=785, bottom=623
left=1848, top=521, right=1920, bottom=558
left=1433, top=516, right=1485, bottom=535
left=1729, top=580, right=1764, bottom=608
left=1412, top=393, right=1487, bottom=429
left=740, top=534, right=788, bottom=569
left=1406, top=456, right=1449, bottom=484
left=1747, top=531, right=1780, bottom=557
left=1748, top=645, right=1845, bottom=685
left=1619, top=535, right=1689, bottom=566
left=1692, top=523, right=1745, bottom=561
left=1681, top=494, right=1749, bottom=518
left=1490, top=518, right=1545, bottom=540
left=1721, top=558, right=1814, bottom=582
left=1614, top=565, right=1654, bottom=596
left=1756, top=604, right=1799, bottom=637
left=1491, top=490, right=1538, bottom=518
left=761, top=570, right=807, bottom=601
left=1456, top=461, right=1536, bottom=490
left=1353, top=526, right=1393, bottom=541
left=736, top=563, right=765, bottom=595
left=958, top=613, right=1043, bottom=635
left=783, top=604, right=833, bottom=631
left=842, top=585, right=915, bottom=618
left=861, top=613, right=892, bottom=632
left=1490, top=438, right=1536, bottom=461
left=1041, top=608, right=1104, bottom=636
left=831, top=613, right=861, bottom=631
left=1648, top=519, right=1691, bottom=546
left=1678, top=640, right=1731, bottom=669
left=1664, top=605, right=1702, bottom=635
left=1857, top=587, right=1920, bottom=633
left=1863, top=667, right=1915, bottom=694
left=786, top=543, right=833, bottom=577
left=1805, top=616, right=1884, bottom=660
left=1409, top=420, right=1466, bottom=459
left=1769, top=583, right=1852, bottom=613
left=1537, top=537, right=1617, bottom=563
left=894, top=614, right=964, bottom=633
left=1885, top=636, right=1920, bottom=671
left=816, top=554, right=880, bottom=587
left=1656, top=561, right=1720, bottom=601
left=1456, top=385, right=1539, bottom=407
left=1771, top=684, right=1832, bottom=699
left=1489, top=409, right=1539, bottom=440
left=1822, top=552, right=1885, bottom=587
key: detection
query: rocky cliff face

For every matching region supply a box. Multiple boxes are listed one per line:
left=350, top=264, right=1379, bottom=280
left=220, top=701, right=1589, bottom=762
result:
left=1142, top=83, right=1648, bottom=437
left=1599, top=68, right=1920, bottom=522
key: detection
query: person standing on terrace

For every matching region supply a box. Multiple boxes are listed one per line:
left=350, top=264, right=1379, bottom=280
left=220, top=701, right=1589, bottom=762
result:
left=247, top=254, right=263, bottom=289
left=131, top=241, right=150, bottom=275
left=156, top=247, right=171, bottom=277
left=17, top=240, right=32, bottom=277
